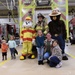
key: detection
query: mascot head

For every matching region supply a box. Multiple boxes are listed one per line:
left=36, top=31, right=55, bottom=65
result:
left=49, top=8, right=61, bottom=22
left=23, top=16, right=32, bottom=28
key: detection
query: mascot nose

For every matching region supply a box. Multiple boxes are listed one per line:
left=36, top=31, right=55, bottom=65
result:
left=26, top=22, right=30, bottom=25
left=26, top=22, right=28, bottom=24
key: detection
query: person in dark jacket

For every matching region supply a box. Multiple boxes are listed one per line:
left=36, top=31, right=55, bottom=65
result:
left=48, top=9, right=68, bottom=60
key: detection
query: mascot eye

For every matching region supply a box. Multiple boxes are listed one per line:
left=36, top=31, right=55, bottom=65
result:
left=26, top=22, right=28, bottom=24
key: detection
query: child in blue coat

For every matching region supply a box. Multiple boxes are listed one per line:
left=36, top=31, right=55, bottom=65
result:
left=36, top=30, right=45, bottom=65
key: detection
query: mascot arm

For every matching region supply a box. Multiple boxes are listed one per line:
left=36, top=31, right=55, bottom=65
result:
left=20, top=28, right=24, bottom=43
left=32, top=39, right=35, bottom=45
left=61, top=21, right=67, bottom=39
left=32, top=29, right=36, bottom=45
left=32, top=29, right=36, bottom=39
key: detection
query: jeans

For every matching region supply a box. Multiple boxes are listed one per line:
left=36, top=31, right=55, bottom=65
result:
left=49, top=56, right=60, bottom=67
left=52, top=35, right=65, bottom=54
left=37, top=47, right=44, bottom=61
left=44, top=52, right=51, bottom=60
left=10, top=48, right=15, bottom=59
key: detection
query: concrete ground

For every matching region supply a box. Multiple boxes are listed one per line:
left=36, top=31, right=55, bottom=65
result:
left=0, top=45, right=75, bottom=75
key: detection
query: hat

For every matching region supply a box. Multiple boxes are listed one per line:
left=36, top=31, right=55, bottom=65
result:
left=25, top=16, right=31, bottom=20
left=49, top=10, right=61, bottom=16
left=37, top=13, right=45, bottom=19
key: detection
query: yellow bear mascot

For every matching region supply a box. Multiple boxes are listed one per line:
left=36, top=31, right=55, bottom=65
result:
left=20, top=16, right=35, bottom=60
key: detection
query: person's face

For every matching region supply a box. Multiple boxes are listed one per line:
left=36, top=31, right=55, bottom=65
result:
left=38, top=17, right=43, bottom=21
left=53, top=41, right=57, bottom=47
left=38, top=30, right=43, bottom=36
left=2, top=40, right=6, bottom=44
left=46, top=33, right=51, bottom=40
left=10, top=36, right=14, bottom=40
left=53, top=16, right=57, bottom=20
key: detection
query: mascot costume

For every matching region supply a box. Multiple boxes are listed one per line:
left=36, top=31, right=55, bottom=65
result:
left=48, top=9, right=68, bottom=60
left=20, top=16, right=35, bottom=60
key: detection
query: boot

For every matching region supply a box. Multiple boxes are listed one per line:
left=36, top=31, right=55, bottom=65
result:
left=5, top=56, right=7, bottom=60
left=62, top=56, right=68, bottom=60
left=14, top=56, right=16, bottom=59
left=38, top=61, right=41, bottom=65
left=11, top=55, right=13, bottom=60
left=2, top=56, right=4, bottom=61
left=62, top=54, right=68, bottom=60
left=40, top=60, right=44, bottom=65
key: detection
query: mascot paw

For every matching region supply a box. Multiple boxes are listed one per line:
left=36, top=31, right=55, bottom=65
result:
left=31, top=55, right=35, bottom=59
left=28, top=55, right=35, bottom=59
left=20, top=56, right=26, bottom=60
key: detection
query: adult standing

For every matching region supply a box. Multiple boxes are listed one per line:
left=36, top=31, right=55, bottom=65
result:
left=35, top=13, right=48, bottom=35
left=48, top=9, right=68, bottom=60
left=33, top=13, right=49, bottom=57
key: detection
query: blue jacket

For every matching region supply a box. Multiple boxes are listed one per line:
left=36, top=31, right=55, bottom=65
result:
left=36, top=35, right=45, bottom=48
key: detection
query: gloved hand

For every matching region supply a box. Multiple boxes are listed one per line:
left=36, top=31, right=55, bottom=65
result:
left=32, top=39, right=36, bottom=45
left=44, top=30, right=47, bottom=35
left=20, top=39, right=23, bottom=44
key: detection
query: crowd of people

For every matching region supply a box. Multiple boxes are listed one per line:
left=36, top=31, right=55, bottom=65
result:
left=1, top=8, right=68, bottom=68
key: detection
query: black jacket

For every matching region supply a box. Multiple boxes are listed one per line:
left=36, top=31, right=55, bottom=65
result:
left=48, top=20, right=67, bottom=39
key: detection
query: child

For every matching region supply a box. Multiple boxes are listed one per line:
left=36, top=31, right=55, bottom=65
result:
left=48, top=40, right=62, bottom=68
left=44, top=33, right=54, bottom=63
left=8, top=35, right=17, bottom=59
left=36, top=30, right=45, bottom=65
left=1, top=40, right=8, bottom=61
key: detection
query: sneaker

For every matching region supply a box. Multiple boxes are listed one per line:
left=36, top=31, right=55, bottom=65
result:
left=38, top=61, right=41, bottom=65
left=62, top=56, right=68, bottom=60
left=5, top=58, right=7, bottom=60
left=56, top=64, right=61, bottom=68
left=40, top=60, right=44, bottom=65
left=62, top=54, right=68, bottom=60
left=14, top=56, right=16, bottom=59
left=59, top=62, right=62, bottom=67
left=11, top=56, right=13, bottom=60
